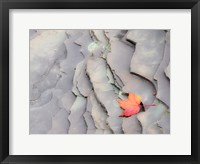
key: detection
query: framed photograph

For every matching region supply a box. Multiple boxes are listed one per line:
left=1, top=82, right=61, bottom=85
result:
left=0, top=0, right=199, bottom=163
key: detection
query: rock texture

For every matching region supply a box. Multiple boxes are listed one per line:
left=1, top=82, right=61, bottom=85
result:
left=30, top=29, right=170, bottom=134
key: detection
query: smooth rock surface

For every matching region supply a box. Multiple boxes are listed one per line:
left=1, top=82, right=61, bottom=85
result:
left=122, top=115, right=142, bottom=134
left=154, top=31, right=170, bottom=107
left=137, top=99, right=168, bottom=134
left=127, top=30, right=166, bottom=84
left=68, top=96, right=87, bottom=134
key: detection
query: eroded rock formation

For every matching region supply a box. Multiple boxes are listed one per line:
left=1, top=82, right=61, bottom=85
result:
left=30, top=29, right=170, bottom=134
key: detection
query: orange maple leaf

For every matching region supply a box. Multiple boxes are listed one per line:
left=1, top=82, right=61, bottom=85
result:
left=118, top=93, right=155, bottom=117
left=118, top=93, right=141, bottom=117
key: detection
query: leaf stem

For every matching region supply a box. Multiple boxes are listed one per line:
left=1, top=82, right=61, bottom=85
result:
left=143, top=104, right=156, bottom=107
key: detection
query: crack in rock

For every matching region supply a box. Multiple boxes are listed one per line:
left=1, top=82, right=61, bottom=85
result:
left=127, top=30, right=166, bottom=86
left=86, top=57, right=123, bottom=134
left=107, top=40, right=156, bottom=105
left=154, top=31, right=170, bottom=107
left=83, top=96, right=97, bottom=134
left=137, top=99, right=168, bottom=134
left=89, top=92, right=112, bottom=134
left=30, top=29, right=170, bottom=134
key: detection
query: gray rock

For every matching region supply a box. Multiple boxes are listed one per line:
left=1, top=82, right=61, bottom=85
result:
left=30, top=109, right=52, bottom=134
left=77, top=62, right=93, bottom=97
left=113, top=73, right=124, bottom=89
left=30, top=30, right=69, bottom=134
left=30, top=89, right=53, bottom=108
left=105, top=30, right=128, bottom=41
left=137, top=99, right=168, bottom=134
left=107, top=40, right=156, bottom=105
left=29, top=29, right=38, bottom=40
left=92, top=30, right=109, bottom=45
left=106, top=66, right=115, bottom=84
left=74, top=30, right=93, bottom=57
left=30, top=30, right=66, bottom=101
left=165, top=63, right=170, bottom=79
left=104, top=129, right=113, bottom=134
left=30, top=29, right=170, bottom=135
left=158, top=111, right=170, bottom=134
left=33, top=63, right=62, bottom=93
left=29, top=29, right=47, bottom=40
left=60, top=31, right=84, bottom=76
left=86, top=57, right=123, bottom=134
left=95, top=129, right=104, bottom=134
left=83, top=97, right=96, bottom=134
left=147, top=123, right=163, bottom=134
left=122, top=115, right=142, bottom=134
left=89, top=30, right=110, bottom=58
left=55, top=73, right=74, bottom=93
left=72, top=61, right=85, bottom=96
left=59, top=91, right=76, bottom=113
left=89, top=92, right=111, bottom=133
left=68, top=96, right=87, bottom=134
left=30, top=91, right=62, bottom=118
left=47, top=108, right=70, bottom=134
left=154, top=31, right=170, bottom=107
left=127, top=30, right=166, bottom=84
left=72, top=59, right=93, bottom=97
left=58, top=31, right=85, bottom=95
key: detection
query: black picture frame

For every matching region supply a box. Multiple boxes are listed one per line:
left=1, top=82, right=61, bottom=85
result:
left=0, top=0, right=199, bottom=163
